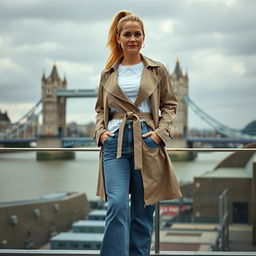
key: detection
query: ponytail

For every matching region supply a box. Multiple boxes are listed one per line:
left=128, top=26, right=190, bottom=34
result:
left=105, top=10, right=132, bottom=70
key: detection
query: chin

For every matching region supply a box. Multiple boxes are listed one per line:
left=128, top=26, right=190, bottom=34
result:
left=126, top=48, right=141, bottom=53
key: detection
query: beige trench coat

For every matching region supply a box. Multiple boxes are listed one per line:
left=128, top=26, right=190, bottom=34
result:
left=94, top=54, right=182, bottom=204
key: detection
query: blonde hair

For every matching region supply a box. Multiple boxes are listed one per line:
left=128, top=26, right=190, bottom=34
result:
left=105, top=10, right=145, bottom=70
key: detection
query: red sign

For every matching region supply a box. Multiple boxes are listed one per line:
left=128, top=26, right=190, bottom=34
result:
left=160, top=205, right=190, bottom=215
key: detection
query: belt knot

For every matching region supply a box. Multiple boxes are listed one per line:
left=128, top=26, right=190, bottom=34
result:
left=113, top=111, right=152, bottom=170
left=126, top=112, right=134, bottom=119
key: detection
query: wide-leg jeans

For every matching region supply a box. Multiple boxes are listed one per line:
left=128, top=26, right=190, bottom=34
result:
left=100, top=121, right=158, bottom=256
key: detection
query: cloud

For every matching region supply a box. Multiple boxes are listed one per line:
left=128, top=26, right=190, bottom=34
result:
left=160, top=20, right=174, bottom=34
left=0, top=57, right=24, bottom=73
left=0, top=0, right=255, bottom=129
left=231, top=62, right=246, bottom=75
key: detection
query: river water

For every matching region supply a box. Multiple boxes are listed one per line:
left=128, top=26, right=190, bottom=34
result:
left=0, top=151, right=230, bottom=203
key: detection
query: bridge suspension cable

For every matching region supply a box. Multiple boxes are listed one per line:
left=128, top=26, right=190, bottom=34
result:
left=183, top=96, right=256, bottom=140
left=0, top=100, right=42, bottom=139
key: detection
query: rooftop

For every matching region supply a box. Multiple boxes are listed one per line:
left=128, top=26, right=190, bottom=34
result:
left=50, top=232, right=103, bottom=242
left=201, top=167, right=249, bottom=178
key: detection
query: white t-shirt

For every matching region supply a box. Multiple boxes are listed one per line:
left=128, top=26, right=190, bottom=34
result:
left=107, top=61, right=151, bottom=133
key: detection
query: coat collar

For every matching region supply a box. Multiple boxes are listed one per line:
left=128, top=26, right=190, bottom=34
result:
left=104, top=54, right=160, bottom=73
left=103, top=54, right=161, bottom=108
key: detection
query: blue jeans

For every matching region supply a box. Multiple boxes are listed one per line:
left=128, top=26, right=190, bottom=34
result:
left=100, top=121, right=157, bottom=256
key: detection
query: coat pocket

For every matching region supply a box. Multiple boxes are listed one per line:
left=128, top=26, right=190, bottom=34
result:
left=141, top=121, right=159, bottom=149
left=142, top=136, right=159, bottom=149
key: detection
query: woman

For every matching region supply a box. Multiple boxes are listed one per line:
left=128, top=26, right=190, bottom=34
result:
left=94, top=10, right=182, bottom=256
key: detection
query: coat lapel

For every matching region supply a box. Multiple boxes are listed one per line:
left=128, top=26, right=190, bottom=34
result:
left=103, top=70, right=134, bottom=106
left=134, top=67, right=161, bottom=107
left=103, top=54, right=161, bottom=109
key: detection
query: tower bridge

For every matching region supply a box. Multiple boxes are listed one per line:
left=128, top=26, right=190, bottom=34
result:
left=56, top=89, right=97, bottom=98
left=0, top=62, right=255, bottom=153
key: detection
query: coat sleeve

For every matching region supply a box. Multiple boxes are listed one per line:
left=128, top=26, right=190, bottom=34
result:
left=94, top=71, right=107, bottom=147
left=154, top=65, right=177, bottom=145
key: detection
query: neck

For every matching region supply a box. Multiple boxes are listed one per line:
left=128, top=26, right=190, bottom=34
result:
left=121, top=53, right=142, bottom=65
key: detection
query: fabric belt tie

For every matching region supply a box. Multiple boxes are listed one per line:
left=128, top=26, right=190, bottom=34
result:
left=111, top=112, right=152, bottom=170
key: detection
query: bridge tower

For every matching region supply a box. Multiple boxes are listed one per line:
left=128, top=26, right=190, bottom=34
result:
left=41, top=64, right=67, bottom=137
left=37, top=65, right=74, bottom=160
left=170, top=59, right=189, bottom=138
left=167, top=60, right=194, bottom=160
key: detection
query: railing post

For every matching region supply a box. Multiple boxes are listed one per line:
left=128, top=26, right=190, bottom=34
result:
left=253, top=163, right=256, bottom=245
left=224, top=189, right=229, bottom=250
left=219, top=192, right=223, bottom=250
left=219, top=189, right=229, bottom=251
left=154, top=202, right=160, bottom=254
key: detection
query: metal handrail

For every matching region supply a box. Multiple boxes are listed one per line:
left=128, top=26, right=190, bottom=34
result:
left=0, top=250, right=256, bottom=255
left=0, top=147, right=256, bottom=152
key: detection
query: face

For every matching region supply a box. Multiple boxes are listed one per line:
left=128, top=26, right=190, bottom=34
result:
left=117, top=21, right=144, bottom=56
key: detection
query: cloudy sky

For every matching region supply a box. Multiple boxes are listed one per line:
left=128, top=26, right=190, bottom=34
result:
left=0, top=0, right=255, bottom=130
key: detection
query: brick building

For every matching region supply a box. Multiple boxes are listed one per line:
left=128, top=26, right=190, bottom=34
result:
left=192, top=143, right=256, bottom=226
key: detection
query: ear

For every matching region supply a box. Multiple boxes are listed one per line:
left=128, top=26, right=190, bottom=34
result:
left=116, top=34, right=120, bottom=44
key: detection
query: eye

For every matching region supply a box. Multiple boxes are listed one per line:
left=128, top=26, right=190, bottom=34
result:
left=135, top=32, right=142, bottom=37
left=123, top=32, right=130, bottom=37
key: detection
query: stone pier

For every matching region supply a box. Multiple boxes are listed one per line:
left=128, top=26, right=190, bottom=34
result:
left=166, top=137, right=197, bottom=161
left=36, top=137, right=74, bottom=160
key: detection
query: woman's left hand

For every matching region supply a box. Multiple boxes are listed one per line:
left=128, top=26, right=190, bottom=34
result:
left=142, top=131, right=162, bottom=144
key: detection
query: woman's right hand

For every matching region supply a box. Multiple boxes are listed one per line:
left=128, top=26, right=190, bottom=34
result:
left=100, top=131, right=115, bottom=145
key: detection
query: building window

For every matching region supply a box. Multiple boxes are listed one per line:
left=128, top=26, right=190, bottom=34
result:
left=46, top=88, right=52, bottom=95
left=70, top=243, right=79, bottom=249
left=59, top=243, right=66, bottom=248
left=232, top=202, right=248, bottom=223
left=83, top=243, right=92, bottom=249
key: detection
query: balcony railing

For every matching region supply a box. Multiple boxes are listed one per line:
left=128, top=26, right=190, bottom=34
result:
left=0, top=147, right=256, bottom=256
left=0, top=249, right=256, bottom=255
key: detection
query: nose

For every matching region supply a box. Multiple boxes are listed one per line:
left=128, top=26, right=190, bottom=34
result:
left=130, top=35, right=136, bottom=42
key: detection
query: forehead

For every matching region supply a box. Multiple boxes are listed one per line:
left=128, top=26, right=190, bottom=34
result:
left=120, top=21, right=143, bottom=32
